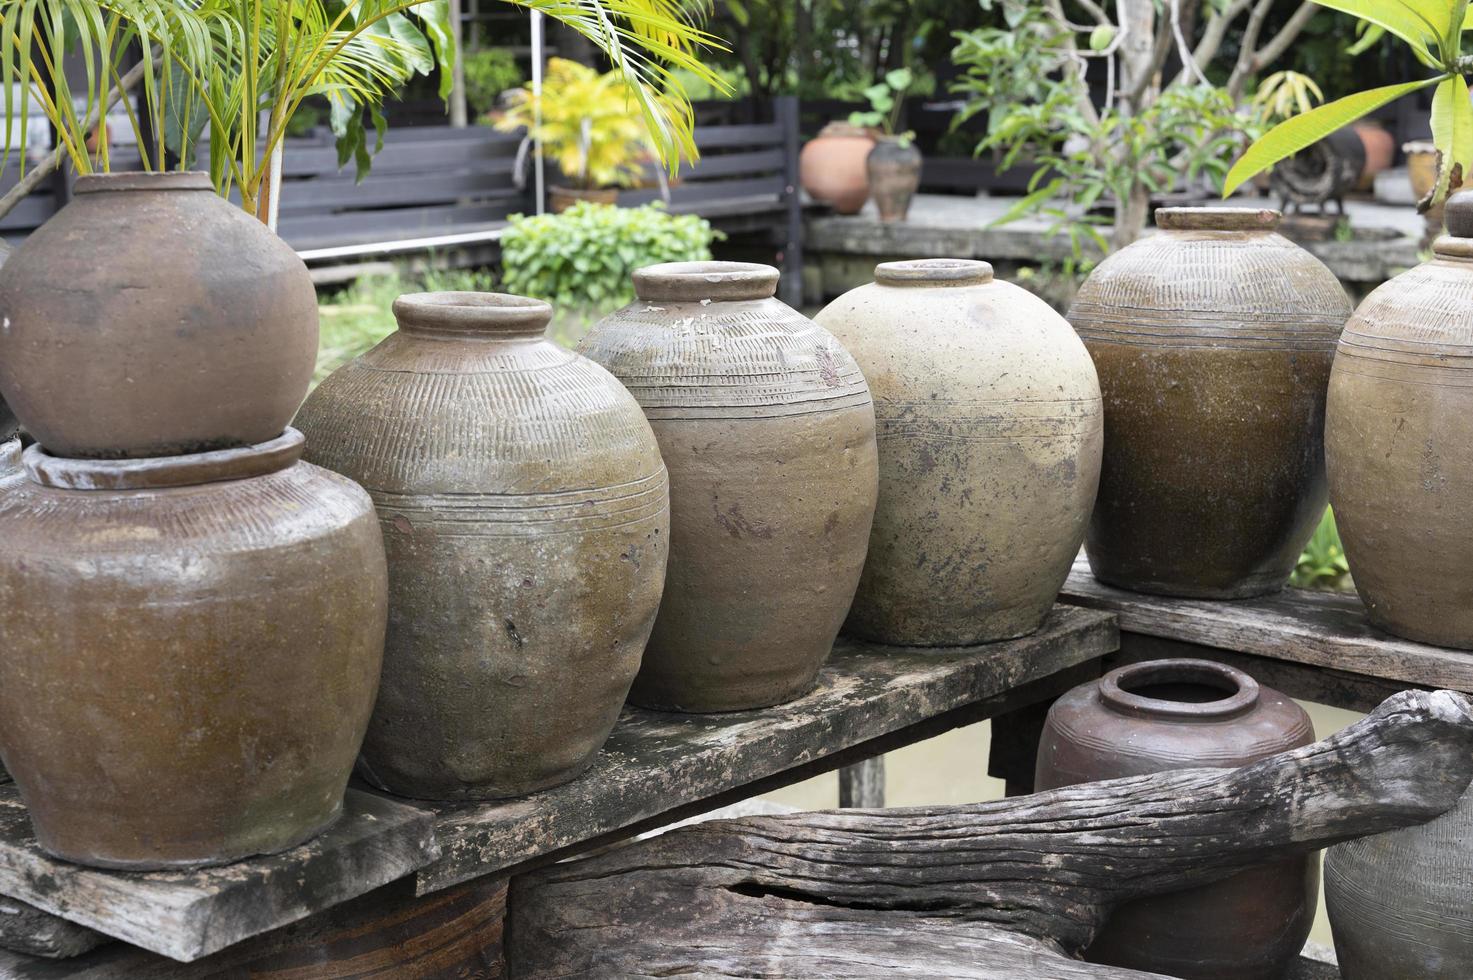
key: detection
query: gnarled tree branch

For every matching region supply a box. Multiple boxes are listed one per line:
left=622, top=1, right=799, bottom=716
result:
left=511, top=690, right=1473, bottom=978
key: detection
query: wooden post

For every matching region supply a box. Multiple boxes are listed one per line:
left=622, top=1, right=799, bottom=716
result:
left=449, top=0, right=469, bottom=128
left=838, top=757, right=884, bottom=808
left=775, top=95, right=805, bottom=308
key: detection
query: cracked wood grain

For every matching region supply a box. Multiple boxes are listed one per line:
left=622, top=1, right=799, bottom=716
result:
left=510, top=689, right=1473, bottom=978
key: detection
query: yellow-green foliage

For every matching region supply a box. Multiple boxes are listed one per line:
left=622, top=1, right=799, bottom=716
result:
left=495, top=57, right=681, bottom=189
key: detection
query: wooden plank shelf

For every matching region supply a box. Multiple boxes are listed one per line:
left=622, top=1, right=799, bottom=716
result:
left=0, top=606, right=1117, bottom=967
left=411, top=605, right=1118, bottom=894
left=0, top=789, right=440, bottom=963
left=1060, top=558, right=1473, bottom=693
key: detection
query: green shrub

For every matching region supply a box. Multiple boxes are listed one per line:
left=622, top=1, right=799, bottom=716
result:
left=1292, top=507, right=1353, bottom=591
left=465, top=48, right=524, bottom=115
left=500, top=202, right=719, bottom=317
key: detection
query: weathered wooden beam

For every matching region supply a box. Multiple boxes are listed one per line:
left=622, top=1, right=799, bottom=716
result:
left=0, top=790, right=439, bottom=963
left=509, top=690, right=1473, bottom=978
left=415, top=607, right=1117, bottom=894
left=1060, top=558, right=1473, bottom=692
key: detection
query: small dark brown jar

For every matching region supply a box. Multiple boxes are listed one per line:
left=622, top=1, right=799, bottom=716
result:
left=0, top=172, right=318, bottom=459
left=297, top=293, right=669, bottom=800
left=1068, top=208, right=1352, bottom=598
left=1036, top=659, right=1316, bottom=979
left=0, top=429, right=387, bottom=869
left=580, top=262, right=879, bottom=712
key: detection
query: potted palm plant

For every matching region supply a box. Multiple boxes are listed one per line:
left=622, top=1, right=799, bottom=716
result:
left=0, top=0, right=719, bottom=456
left=494, top=57, right=684, bottom=212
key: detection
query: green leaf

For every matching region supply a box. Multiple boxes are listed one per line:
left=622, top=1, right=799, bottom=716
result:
left=884, top=67, right=913, bottom=93
left=1224, top=76, right=1447, bottom=196
left=1308, top=0, right=1438, bottom=56
left=1431, top=74, right=1473, bottom=201
left=1347, top=22, right=1385, bottom=55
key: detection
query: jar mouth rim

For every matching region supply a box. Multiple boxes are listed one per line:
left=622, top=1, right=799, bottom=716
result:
left=1099, top=658, right=1260, bottom=720
left=26, top=428, right=304, bottom=491
left=632, top=261, right=779, bottom=302
left=875, top=258, right=993, bottom=286
left=393, top=291, right=552, bottom=336
left=74, top=171, right=214, bottom=194
left=1155, top=207, right=1281, bottom=232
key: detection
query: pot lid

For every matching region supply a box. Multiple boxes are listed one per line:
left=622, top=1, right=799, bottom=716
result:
left=1156, top=207, right=1281, bottom=232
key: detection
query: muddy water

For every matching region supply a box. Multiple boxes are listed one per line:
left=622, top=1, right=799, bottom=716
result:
left=761, top=701, right=1363, bottom=949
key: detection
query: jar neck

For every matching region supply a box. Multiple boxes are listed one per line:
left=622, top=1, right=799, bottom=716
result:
left=1099, top=659, right=1260, bottom=721
left=632, top=261, right=779, bottom=303
left=73, top=171, right=215, bottom=195
left=393, top=292, right=552, bottom=340
left=27, top=429, right=304, bottom=491
left=874, top=259, right=993, bottom=287
left=1156, top=207, right=1280, bottom=234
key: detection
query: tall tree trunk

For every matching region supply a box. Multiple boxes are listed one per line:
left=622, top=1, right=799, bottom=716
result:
left=1117, top=0, right=1157, bottom=114
left=1113, top=180, right=1151, bottom=251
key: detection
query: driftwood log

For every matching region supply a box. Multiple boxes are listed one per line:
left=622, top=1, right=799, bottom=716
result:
left=511, top=689, right=1473, bottom=978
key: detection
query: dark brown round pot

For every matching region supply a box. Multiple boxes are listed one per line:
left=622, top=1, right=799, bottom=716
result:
left=0, top=172, right=318, bottom=459
left=866, top=138, right=921, bottom=222
left=549, top=185, right=619, bottom=213
left=579, top=262, right=879, bottom=712
left=1036, top=659, right=1317, bottom=979
left=1325, top=190, right=1473, bottom=648
left=1325, top=782, right=1473, bottom=978
left=0, top=429, right=387, bottom=869
left=296, top=292, right=669, bottom=800
left=1068, top=207, right=1352, bottom=598
left=814, top=259, right=1102, bottom=645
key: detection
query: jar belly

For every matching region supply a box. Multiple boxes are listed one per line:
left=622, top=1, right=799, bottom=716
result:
left=0, top=475, right=386, bottom=869
left=358, top=485, right=669, bottom=800
left=1327, top=352, right=1473, bottom=648
left=1085, top=342, right=1331, bottom=598
left=633, top=405, right=878, bottom=712
left=849, top=416, right=1101, bottom=646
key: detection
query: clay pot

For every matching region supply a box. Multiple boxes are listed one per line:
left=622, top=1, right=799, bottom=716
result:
left=1325, top=782, right=1473, bottom=978
left=866, top=137, right=921, bottom=222
left=800, top=123, right=875, bottom=215
left=1405, top=141, right=1438, bottom=200
left=0, top=172, right=317, bottom=459
left=1037, top=659, right=1317, bottom=979
left=296, top=293, right=669, bottom=800
left=814, top=259, right=1101, bottom=645
left=1352, top=121, right=1395, bottom=190
left=1325, top=191, right=1473, bottom=647
left=0, top=429, right=387, bottom=869
left=1068, top=208, right=1352, bottom=598
left=579, top=262, right=878, bottom=712
left=0, top=238, right=12, bottom=443
left=549, top=185, right=619, bottom=213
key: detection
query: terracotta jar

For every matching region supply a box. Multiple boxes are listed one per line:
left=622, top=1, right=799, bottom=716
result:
left=1036, top=659, right=1317, bottom=979
left=866, top=138, right=922, bottom=222
left=1325, top=783, right=1473, bottom=978
left=0, top=238, right=12, bottom=443
left=0, top=172, right=317, bottom=459
left=0, top=429, right=386, bottom=869
left=296, top=292, right=669, bottom=800
left=814, top=259, right=1101, bottom=645
left=800, top=123, right=874, bottom=215
left=1325, top=190, right=1473, bottom=647
left=579, top=262, right=878, bottom=712
left=1068, top=208, right=1352, bottom=598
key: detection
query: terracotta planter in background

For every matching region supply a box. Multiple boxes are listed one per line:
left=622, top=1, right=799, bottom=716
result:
left=1324, top=190, right=1473, bottom=648
left=1037, top=659, right=1317, bottom=979
left=0, top=172, right=317, bottom=459
left=866, top=137, right=922, bottom=222
left=1326, top=783, right=1473, bottom=978
left=579, top=262, right=879, bottom=712
left=549, top=185, right=619, bottom=213
left=799, top=122, right=874, bottom=215
left=0, top=430, right=387, bottom=869
left=1404, top=141, right=1438, bottom=200
left=1351, top=120, right=1395, bottom=190
left=814, top=259, right=1101, bottom=645
left=1068, top=207, right=1352, bottom=598
left=297, top=293, right=669, bottom=800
